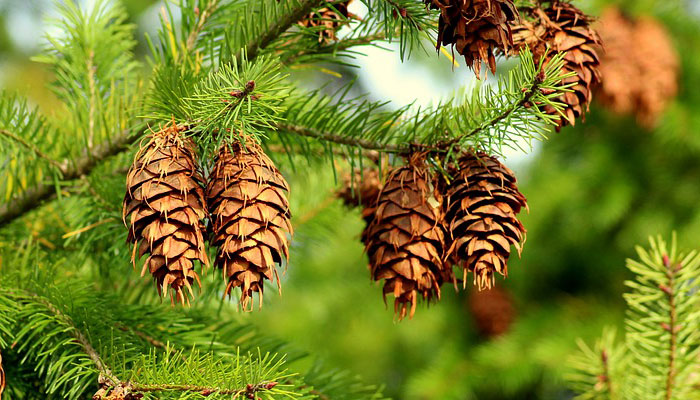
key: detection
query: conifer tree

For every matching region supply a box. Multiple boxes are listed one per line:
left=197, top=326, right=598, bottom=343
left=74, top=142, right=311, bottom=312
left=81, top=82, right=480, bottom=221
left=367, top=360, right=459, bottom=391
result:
left=0, top=0, right=594, bottom=398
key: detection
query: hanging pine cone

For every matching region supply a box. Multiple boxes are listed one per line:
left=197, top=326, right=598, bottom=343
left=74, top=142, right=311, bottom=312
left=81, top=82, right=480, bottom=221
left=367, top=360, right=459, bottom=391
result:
left=468, top=285, right=516, bottom=337
left=207, top=140, right=292, bottom=310
left=337, top=167, right=383, bottom=232
left=445, top=152, right=526, bottom=290
left=364, top=155, right=447, bottom=319
left=427, top=0, right=519, bottom=77
left=123, top=124, right=208, bottom=304
left=596, top=7, right=678, bottom=128
left=512, top=1, right=601, bottom=128
left=298, top=1, right=356, bottom=44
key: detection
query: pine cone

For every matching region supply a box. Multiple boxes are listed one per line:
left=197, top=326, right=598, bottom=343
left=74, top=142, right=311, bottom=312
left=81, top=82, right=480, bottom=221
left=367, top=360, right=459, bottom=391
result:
left=428, top=0, right=519, bottom=77
left=337, top=168, right=383, bottom=231
left=468, top=285, right=515, bottom=337
left=596, top=8, right=678, bottom=128
left=207, top=141, right=292, bottom=310
left=123, top=124, right=208, bottom=304
left=364, top=155, right=447, bottom=319
left=512, top=1, right=601, bottom=128
left=445, top=152, right=526, bottom=290
left=298, top=1, right=355, bottom=44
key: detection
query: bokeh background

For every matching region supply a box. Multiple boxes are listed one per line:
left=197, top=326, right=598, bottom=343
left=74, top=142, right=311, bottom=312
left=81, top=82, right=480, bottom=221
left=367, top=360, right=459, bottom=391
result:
left=2, top=0, right=700, bottom=398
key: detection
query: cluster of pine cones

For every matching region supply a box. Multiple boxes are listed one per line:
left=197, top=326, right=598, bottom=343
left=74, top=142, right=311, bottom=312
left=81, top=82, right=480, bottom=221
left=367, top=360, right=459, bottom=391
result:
left=122, top=123, right=292, bottom=309
left=338, top=151, right=526, bottom=319
left=427, top=0, right=601, bottom=129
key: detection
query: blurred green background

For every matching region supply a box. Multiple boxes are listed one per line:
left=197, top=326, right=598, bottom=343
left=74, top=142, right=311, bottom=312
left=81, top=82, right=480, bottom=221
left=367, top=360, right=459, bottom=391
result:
left=2, top=0, right=700, bottom=398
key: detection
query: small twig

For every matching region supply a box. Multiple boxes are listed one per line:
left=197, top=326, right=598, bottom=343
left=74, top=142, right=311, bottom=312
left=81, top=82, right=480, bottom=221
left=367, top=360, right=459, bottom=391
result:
left=0, top=128, right=65, bottom=171
left=265, top=141, right=381, bottom=163
left=600, top=349, right=614, bottom=398
left=662, top=256, right=680, bottom=400
left=295, top=194, right=337, bottom=226
left=186, top=0, right=220, bottom=51
left=436, top=73, right=546, bottom=150
left=62, top=218, right=116, bottom=239
left=128, top=381, right=278, bottom=397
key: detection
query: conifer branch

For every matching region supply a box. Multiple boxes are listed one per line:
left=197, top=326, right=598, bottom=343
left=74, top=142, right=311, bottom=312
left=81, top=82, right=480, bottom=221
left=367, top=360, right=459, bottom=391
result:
left=437, top=71, right=545, bottom=150
left=26, top=292, right=120, bottom=386
left=276, top=122, right=405, bottom=152
left=662, top=258, right=679, bottom=400
left=0, top=128, right=138, bottom=227
left=128, top=381, right=278, bottom=396
left=0, top=128, right=64, bottom=170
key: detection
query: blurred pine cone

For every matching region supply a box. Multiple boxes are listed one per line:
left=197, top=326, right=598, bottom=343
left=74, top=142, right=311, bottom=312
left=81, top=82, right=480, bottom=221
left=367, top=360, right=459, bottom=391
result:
left=428, top=0, right=519, bottom=77
left=123, top=124, right=208, bottom=304
left=596, top=7, right=678, bottom=128
left=445, top=152, right=526, bottom=290
left=364, top=155, right=447, bottom=319
left=298, top=1, right=356, bottom=44
left=207, top=141, right=292, bottom=310
left=337, top=168, right=384, bottom=243
left=512, top=1, right=601, bottom=129
left=468, top=285, right=515, bottom=337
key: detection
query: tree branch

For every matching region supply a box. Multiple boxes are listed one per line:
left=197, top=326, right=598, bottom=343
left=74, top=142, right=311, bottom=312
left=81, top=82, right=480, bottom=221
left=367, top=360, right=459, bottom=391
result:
left=0, top=1, right=329, bottom=229
left=275, top=77, right=545, bottom=156
left=0, top=128, right=138, bottom=228
left=276, top=122, right=405, bottom=153
left=130, top=381, right=278, bottom=396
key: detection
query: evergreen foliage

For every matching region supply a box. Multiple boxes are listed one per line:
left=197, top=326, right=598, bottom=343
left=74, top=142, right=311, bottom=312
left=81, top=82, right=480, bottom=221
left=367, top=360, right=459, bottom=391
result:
left=567, top=235, right=700, bottom=400
left=0, top=0, right=627, bottom=398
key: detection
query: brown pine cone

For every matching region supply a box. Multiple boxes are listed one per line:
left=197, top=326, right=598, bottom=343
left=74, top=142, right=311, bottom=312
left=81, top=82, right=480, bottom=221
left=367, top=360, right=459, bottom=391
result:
left=207, top=140, right=292, bottom=310
left=364, top=155, right=448, bottom=319
left=596, top=7, right=678, bottom=128
left=512, top=1, right=601, bottom=129
left=445, top=152, right=526, bottom=290
left=123, top=124, right=209, bottom=304
left=428, top=0, right=519, bottom=77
